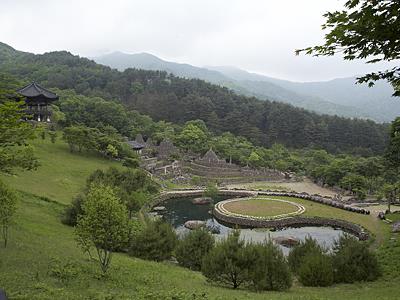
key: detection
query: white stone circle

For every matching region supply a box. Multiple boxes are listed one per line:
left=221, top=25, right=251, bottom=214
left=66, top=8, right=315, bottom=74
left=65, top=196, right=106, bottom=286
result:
left=214, top=197, right=306, bottom=221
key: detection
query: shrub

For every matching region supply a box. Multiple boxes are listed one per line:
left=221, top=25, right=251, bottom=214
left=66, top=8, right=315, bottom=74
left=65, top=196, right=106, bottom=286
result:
left=190, top=176, right=201, bottom=186
left=48, top=258, right=80, bottom=283
left=354, top=188, right=367, bottom=200
left=40, top=130, right=46, bottom=140
left=288, top=236, right=322, bottom=274
left=63, top=167, right=158, bottom=226
left=123, top=157, right=140, bottom=168
left=332, top=235, right=380, bottom=283
left=249, top=240, right=292, bottom=291
left=175, top=229, right=215, bottom=271
left=48, top=131, right=57, bottom=144
left=201, top=230, right=252, bottom=289
left=0, top=180, right=17, bottom=248
left=75, top=184, right=130, bottom=273
left=298, top=251, right=333, bottom=287
left=129, top=219, right=177, bottom=261
left=61, top=194, right=85, bottom=226
left=203, top=183, right=218, bottom=200
left=106, top=144, right=118, bottom=158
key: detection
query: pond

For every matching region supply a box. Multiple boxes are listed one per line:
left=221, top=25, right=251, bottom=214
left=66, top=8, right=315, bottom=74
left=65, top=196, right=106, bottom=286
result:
left=154, top=195, right=349, bottom=254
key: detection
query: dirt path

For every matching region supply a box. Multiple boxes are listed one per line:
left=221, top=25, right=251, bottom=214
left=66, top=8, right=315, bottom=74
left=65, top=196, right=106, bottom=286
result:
left=226, top=178, right=337, bottom=197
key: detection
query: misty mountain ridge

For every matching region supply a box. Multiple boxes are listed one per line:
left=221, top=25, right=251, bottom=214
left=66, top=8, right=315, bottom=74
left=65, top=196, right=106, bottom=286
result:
left=94, top=51, right=399, bottom=122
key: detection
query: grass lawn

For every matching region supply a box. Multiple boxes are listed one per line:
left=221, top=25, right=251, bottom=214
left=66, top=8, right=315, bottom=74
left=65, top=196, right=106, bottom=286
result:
left=0, top=192, right=400, bottom=300
left=386, top=212, right=400, bottom=222
left=223, top=198, right=300, bottom=217
left=0, top=136, right=122, bottom=205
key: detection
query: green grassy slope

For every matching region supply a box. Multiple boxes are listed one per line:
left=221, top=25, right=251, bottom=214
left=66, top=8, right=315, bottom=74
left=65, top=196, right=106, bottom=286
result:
left=0, top=192, right=399, bottom=300
left=1, top=138, right=400, bottom=299
left=0, top=137, right=121, bottom=205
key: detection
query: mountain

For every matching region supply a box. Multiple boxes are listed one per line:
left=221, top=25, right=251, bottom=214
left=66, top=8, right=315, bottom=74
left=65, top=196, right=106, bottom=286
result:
left=209, top=66, right=399, bottom=123
left=94, top=51, right=231, bottom=83
left=94, top=52, right=399, bottom=122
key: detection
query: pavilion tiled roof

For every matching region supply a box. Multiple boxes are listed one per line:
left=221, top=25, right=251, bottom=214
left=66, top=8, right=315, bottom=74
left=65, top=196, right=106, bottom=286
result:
left=17, top=82, right=59, bottom=100
left=127, top=140, right=145, bottom=150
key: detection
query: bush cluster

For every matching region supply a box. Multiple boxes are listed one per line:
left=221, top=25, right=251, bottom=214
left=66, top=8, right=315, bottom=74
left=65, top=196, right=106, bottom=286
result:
left=202, top=230, right=292, bottom=291
left=129, top=219, right=177, bottom=261
left=288, top=235, right=380, bottom=287
left=332, top=235, right=380, bottom=283
left=126, top=226, right=380, bottom=291
left=175, top=229, right=215, bottom=271
left=297, top=251, right=333, bottom=287
left=62, top=167, right=158, bottom=226
left=63, top=125, right=137, bottom=160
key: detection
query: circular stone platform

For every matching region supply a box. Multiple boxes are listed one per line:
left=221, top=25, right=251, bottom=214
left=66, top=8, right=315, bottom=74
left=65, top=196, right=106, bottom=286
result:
left=215, top=197, right=305, bottom=221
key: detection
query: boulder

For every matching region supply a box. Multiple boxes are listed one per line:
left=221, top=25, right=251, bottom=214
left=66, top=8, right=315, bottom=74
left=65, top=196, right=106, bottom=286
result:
left=207, top=224, right=221, bottom=234
left=273, top=236, right=300, bottom=248
left=152, top=206, right=166, bottom=212
left=148, top=212, right=162, bottom=220
left=392, top=221, right=400, bottom=233
left=378, top=212, right=386, bottom=220
left=191, top=197, right=212, bottom=205
left=184, top=220, right=206, bottom=230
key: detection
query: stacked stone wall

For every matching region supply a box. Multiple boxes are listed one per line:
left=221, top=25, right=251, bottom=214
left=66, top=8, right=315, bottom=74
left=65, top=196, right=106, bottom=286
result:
left=256, top=191, right=370, bottom=215
left=184, top=161, right=285, bottom=182
left=213, top=207, right=369, bottom=240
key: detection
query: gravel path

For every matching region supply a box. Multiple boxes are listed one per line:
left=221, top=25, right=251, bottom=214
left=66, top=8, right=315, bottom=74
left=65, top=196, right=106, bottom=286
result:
left=226, top=178, right=337, bottom=197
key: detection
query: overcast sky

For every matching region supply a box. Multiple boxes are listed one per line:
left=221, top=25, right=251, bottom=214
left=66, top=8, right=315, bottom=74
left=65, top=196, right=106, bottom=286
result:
left=0, top=0, right=397, bottom=82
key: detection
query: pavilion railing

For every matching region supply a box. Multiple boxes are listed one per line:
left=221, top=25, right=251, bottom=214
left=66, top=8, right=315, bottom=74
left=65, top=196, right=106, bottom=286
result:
left=24, top=106, right=52, bottom=115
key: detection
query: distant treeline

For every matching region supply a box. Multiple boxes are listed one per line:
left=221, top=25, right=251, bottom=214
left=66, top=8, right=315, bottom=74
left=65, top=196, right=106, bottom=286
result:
left=0, top=42, right=389, bottom=155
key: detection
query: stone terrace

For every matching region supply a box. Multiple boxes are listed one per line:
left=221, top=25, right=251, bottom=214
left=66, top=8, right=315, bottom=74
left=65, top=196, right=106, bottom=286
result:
left=184, top=149, right=285, bottom=183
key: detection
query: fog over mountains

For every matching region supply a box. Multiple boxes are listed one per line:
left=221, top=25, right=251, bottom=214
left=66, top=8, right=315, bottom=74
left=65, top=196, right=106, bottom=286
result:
left=94, top=52, right=399, bottom=123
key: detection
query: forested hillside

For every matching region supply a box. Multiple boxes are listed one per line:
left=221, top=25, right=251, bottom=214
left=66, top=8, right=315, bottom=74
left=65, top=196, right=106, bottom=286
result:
left=0, top=42, right=389, bottom=154
left=95, top=52, right=399, bottom=122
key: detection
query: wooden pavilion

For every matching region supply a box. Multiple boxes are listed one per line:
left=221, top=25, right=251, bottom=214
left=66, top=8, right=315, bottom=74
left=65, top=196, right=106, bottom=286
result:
left=127, top=140, right=145, bottom=154
left=17, top=82, right=59, bottom=122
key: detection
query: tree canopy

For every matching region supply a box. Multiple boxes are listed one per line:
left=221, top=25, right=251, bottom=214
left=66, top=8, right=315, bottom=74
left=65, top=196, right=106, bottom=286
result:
left=297, top=0, right=400, bottom=95
left=0, top=73, right=38, bottom=174
left=75, top=184, right=130, bottom=273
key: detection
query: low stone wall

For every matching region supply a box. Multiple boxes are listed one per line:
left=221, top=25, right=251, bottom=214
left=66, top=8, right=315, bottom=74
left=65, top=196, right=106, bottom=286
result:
left=190, top=161, right=241, bottom=170
left=256, top=191, right=370, bottom=215
left=213, top=206, right=369, bottom=240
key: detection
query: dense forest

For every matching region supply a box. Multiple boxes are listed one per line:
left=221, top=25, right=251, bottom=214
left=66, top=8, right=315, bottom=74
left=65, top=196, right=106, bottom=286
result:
left=0, top=42, right=389, bottom=155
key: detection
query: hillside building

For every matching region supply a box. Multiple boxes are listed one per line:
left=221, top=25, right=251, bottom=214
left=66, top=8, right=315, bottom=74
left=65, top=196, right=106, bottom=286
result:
left=17, top=82, right=59, bottom=122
